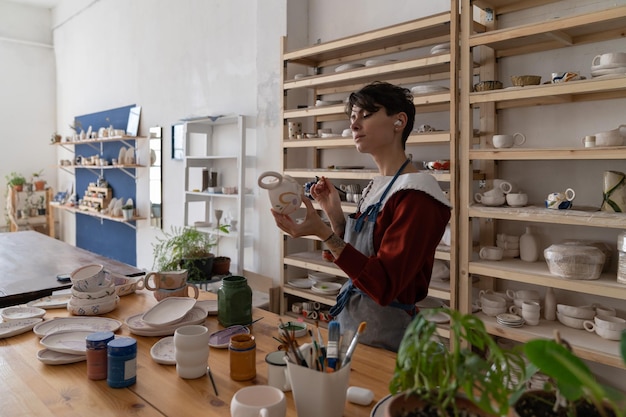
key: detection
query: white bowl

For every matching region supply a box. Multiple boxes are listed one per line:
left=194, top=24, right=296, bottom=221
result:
left=67, top=295, right=119, bottom=316
left=71, top=284, right=116, bottom=300
left=556, top=312, right=585, bottom=329
left=556, top=304, right=595, bottom=320
left=70, top=264, right=106, bottom=292
left=593, top=314, right=626, bottom=331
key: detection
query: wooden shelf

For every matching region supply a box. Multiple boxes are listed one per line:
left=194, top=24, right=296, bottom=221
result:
left=468, top=6, right=626, bottom=58
left=283, top=131, right=451, bottom=148
left=53, top=204, right=145, bottom=225
left=468, top=204, right=626, bottom=229
left=469, top=146, right=626, bottom=160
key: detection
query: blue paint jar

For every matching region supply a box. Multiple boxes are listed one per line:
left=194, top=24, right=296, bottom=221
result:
left=107, top=337, right=137, bottom=388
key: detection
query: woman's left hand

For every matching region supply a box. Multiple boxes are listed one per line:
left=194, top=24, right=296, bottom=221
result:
left=271, top=194, right=332, bottom=239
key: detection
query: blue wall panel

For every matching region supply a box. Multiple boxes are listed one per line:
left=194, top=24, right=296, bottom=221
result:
left=74, top=105, right=137, bottom=266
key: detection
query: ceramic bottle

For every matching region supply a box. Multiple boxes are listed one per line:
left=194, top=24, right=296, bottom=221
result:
left=544, top=287, right=556, bottom=321
left=519, top=226, right=539, bottom=262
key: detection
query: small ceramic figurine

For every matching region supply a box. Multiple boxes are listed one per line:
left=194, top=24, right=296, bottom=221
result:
left=545, top=188, right=575, bottom=209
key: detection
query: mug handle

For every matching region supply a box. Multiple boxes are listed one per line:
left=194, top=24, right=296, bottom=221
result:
left=499, top=181, right=513, bottom=194
left=509, top=305, right=519, bottom=315
left=583, top=320, right=595, bottom=333
left=257, top=171, right=283, bottom=190
left=187, top=283, right=200, bottom=299
left=506, top=289, right=515, bottom=300
left=144, top=272, right=158, bottom=291
left=592, top=55, right=601, bottom=67
left=565, top=188, right=576, bottom=201
left=474, top=193, right=483, bottom=203
left=513, top=133, right=526, bottom=146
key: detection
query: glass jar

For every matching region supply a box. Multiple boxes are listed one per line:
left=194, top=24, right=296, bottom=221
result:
left=229, top=334, right=256, bottom=381
left=86, top=331, right=115, bottom=380
left=218, top=275, right=252, bottom=327
left=107, top=337, right=137, bottom=388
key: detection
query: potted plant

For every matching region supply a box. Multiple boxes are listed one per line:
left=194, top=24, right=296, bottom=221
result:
left=152, top=226, right=218, bottom=282
left=388, top=307, right=527, bottom=417
left=211, top=209, right=231, bottom=275
left=121, top=204, right=134, bottom=220
left=5, top=172, right=26, bottom=192
left=32, top=195, right=46, bottom=215
left=513, top=331, right=626, bottom=417
left=32, top=170, right=46, bottom=191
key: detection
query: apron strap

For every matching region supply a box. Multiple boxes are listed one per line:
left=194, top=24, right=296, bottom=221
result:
left=329, top=282, right=417, bottom=318
left=354, top=158, right=412, bottom=233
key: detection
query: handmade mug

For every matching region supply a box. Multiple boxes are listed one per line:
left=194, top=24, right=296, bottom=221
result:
left=545, top=188, right=575, bottom=210
left=592, top=52, right=626, bottom=67
left=231, top=385, right=287, bottom=417
left=144, top=270, right=188, bottom=291
left=153, top=284, right=199, bottom=301
left=492, top=133, right=526, bottom=149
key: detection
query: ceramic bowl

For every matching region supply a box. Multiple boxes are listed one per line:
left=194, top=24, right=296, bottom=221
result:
left=69, top=291, right=118, bottom=307
left=67, top=294, right=119, bottom=316
left=71, top=283, right=116, bottom=300
left=593, top=314, right=626, bottom=331
left=556, top=304, right=596, bottom=320
left=481, top=305, right=507, bottom=317
left=70, top=264, right=106, bottom=292
left=556, top=312, right=585, bottom=329
left=278, top=321, right=307, bottom=338
left=510, top=75, right=541, bottom=86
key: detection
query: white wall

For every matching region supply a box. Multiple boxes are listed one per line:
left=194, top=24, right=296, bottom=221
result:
left=0, top=1, right=57, bottom=229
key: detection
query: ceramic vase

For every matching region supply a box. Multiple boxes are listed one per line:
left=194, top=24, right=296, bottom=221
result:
left=174, top=325, right=210, bottom=379
left=601, top=170, right=626, bottom=212
left=544, top=287, right=556, bottom=321
left=519, top=227, right=539, bottom=262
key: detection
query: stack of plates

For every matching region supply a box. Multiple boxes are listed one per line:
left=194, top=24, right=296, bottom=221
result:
left=33, top=316, right=123, bottom=364
left=287, top=278, right=314, bottom=289
left=125, top=298, right=207, bottom=337
left=411, top=85, right=449, bottom=95
left=496, top=313, right=525, bottom=328
left=591, top=64, right=626, bottom=78
left=335, top=63, right=365, bottom=72
left=311, top=282, right=342, bottom=295
left=430, top=43, right=450, bottom=55
left=308, top=271, right=338, bottom=282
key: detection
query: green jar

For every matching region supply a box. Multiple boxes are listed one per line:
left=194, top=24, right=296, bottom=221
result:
left=217, top=275, right=252, bottom=327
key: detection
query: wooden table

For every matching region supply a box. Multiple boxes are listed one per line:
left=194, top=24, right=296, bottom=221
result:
left=0, top=231, right=142, bottom=307
left=0, top=290, right=397, bottom=416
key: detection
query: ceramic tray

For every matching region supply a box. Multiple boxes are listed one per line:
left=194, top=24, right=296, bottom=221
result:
left=150, top=336, right=176, bottom=365
left=208, top=325, right=250, bottom=349
left=27, top=294, right=72, bottom=309
left=37, top=348, right=86, bottom=365
left=141, top=297, right=197, bottom=327
left=0, top=318, right=43, bottom=339
left=1, top=306, right=46, bottom=321
left=126, top=307, right=207, bottom=337
left=33, top=316, right=122, bottom=338
left=40, top=330, right=96, bottom=355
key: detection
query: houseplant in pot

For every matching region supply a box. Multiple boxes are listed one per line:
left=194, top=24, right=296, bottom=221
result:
left=152, top=226, right=218, bottom=282
left=513, top=331, right=626, bottom=417
left=5, top=172, right=26, bottom=192
left=32, top=169, right=46, bottom=191
left=211, top=210, right=231, bottom=275
left=388, top=307, right=527, bottom=417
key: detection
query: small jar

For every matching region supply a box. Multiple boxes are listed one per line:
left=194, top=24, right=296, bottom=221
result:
left=107, top=337, right=137, bottom=388
left=86, top=331, right=115, bottom=380
left=229, top=334, right=256, bottom=381
left=218, top=275, right=252, bottom=327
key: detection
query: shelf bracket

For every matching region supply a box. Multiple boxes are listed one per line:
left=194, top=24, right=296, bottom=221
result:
left=118, top=167, right=138, bottom=181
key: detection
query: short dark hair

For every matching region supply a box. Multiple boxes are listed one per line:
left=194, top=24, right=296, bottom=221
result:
left=345, top=81, right=416, bottom=148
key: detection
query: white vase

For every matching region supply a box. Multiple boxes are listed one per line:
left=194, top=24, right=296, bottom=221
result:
left=519, top=227, right=539, bottom=262
left=544, top=287, right=556, bottom=321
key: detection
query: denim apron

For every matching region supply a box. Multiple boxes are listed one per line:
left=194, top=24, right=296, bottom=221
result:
left=329, top=159, right=416, bottom=352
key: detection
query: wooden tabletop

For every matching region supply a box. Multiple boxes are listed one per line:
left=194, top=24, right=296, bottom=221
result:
left=0, top=289, right=397, bottom=416
left=0, top=231, right=142, bottom=307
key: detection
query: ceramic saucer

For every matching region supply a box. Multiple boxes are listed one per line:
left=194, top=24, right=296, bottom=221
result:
left=37, top=348, right=86, bottom=365
left=33, top=316, right=122, bottom=338
left=150, top=336, right=176, bottom=365
left=1, top=306, right=46, bottom=321
left=0, top=318, right=43, bottom=339
left=40, top=330, right=96, bottom=355
left=311, top=282, right=342, bottom=295
left=141, top=297, right=197, bottom=327
left=496, top=313, right=525, bottom=328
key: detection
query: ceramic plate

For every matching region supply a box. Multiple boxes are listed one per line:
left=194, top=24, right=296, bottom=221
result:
left=107, top=197, right=117, bottom=214
left=141, top=297, right=197, bottom=327
left=1, top=306, right=46, bottom=321
left=590, top=67, right=626, bottom=76
left=335, top=63, right=365, bottom=72
left=40, top=330, right=95, bottom=355
left=126, top=307, right=207, bottom=337
left=308, top=272, right=337, bottom=282
left=315, top=99, right=343, bottom=107
left=208, top=325, right=250, bottom=349
left=591, top=63, right=626, bottom=71
left=118, top=147, right=126, bottom=165
left=311, top=282, right=342, bottom=295
left=0, top=318, right=43, bottom=339
left=27, top=294, right=72, bottom=309
left=365, top=59, right=396, bottom=66
left=371, top=394, right=393, bottom=417
left=33, top=316, right=122, bottom=338
left=37, top=348, right=86, bottom=365
left=150, top=336, right=176, bottom=365
left=416, top=296, right=445, bottom=309
left=425, top=311, right=451, bottom=324
left=287, top=278, right=314, bottom=289
left=195, top=299, right=218, bottom=315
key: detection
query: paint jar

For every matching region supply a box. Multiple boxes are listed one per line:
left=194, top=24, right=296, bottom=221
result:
left=86, top=331, right=115, bottom=380
left=218, top=275, right=252, bottom=327
left=107, top=337, right=137, bottom=388
left=229, top=334, right=256, bottom=381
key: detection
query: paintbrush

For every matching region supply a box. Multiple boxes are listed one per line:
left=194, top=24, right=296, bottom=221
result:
left=340, top=321, right=366, bottom=368
left=326, top=321, right=340, bottom=372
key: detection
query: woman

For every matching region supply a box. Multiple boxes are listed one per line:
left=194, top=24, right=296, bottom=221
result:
left=272, top=81, right=451, bottom=351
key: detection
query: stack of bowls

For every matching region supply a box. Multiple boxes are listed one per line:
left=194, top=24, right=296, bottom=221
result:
left=476, top=293, right=508, bottom=317
left=496, top=234, right=520, bottom=258
left=67, top=264, right=120, bottom=316
left=556, top=304, right=596, bottom=330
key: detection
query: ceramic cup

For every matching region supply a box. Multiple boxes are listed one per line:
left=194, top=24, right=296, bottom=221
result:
left=584, top=315, right=626, bottom=340
left=265, top=351, right=291, bottom=392
left=174, top=325, right=210, bottom=379
left=475, top=193, right=506, bottom=206
left=70, top=264, right=107, bottom=292
left=479, top=246, right=504, bottom=261
left=592, top=52, right=626, bottom=67
left=506, top=192, right=528, bottom=207
left=545, top=188, right=575, bottom=210
left=481, top=305, right=508, bottom=317
left=153, top=283, right=199, bottom=301
left=582, top=135, right=596, bottom=148
left=477, top=293, right=508, bottom=309
left=492, top=133, right=526, bottom=149
left=506, top=289, right=541, bottom=303
left=144, top=270, right=189, bottom=291
left=510, top=301, right=541, bottom=325
left=285, top=355, right=350, bottom=417
left=493, top=179, right=518, bottom=194
left=231, top=385, right=287, bottom=417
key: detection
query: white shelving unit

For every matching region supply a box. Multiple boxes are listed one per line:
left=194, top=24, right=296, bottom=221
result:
left=182, top=114, right=246, bottom=276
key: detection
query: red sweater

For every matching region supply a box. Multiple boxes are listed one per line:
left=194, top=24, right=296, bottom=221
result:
left=334, top=189, right=450, bottom=307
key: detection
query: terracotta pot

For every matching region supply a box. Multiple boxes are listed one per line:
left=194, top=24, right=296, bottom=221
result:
left=13, top=184, right=23, bottom=192
left=34, top=180, right=46, bottom=191
left=384, top=392, right=494, bottom=417
left=212, top=256, right=231, bottom=276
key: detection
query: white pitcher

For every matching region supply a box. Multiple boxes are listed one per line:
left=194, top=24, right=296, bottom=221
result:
left=258, top=171, right=302, bottom=215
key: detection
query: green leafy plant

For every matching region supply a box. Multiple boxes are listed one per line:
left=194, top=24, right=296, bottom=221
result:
left=152, top=226, right=223, bottom=281
left=516, top=331, right=626, bottom=417
left=121, top=204, right=134, bottom=210
left=390, top=307, right=527, bottom=417
left=5, top=172, right=26, bottom=187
